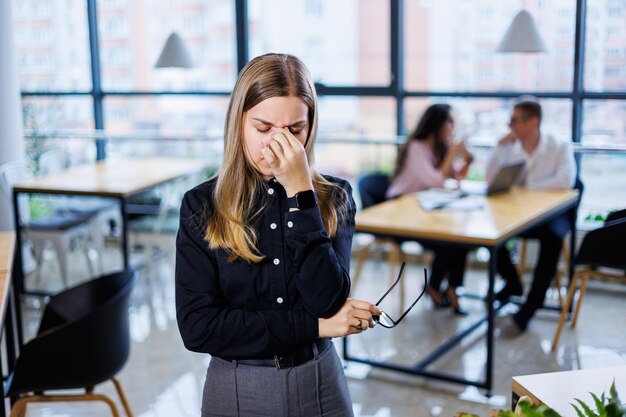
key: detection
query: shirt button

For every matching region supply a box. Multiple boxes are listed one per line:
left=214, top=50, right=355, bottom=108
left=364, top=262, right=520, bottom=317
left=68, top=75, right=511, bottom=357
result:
left=268, top=188, right=275, bottom=195
left=287, top=221, right=293, bottom=228
left=273, top=258, right=280, bottom=265
left=276, top=297, right=284, bottom=304
left=270, top=223, right=277, bottom=230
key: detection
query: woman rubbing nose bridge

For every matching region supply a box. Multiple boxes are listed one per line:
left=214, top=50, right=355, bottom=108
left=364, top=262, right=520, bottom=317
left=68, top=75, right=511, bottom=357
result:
left=175, top=53, right=381, bottom=416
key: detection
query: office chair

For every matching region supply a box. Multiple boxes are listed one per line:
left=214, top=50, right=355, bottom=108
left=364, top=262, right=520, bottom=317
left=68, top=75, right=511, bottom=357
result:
left=4, top=270, right=137, bottom=417
left=551, top=209, right=626, bottom=351
left=0, top=160, right=100, bottom=289
left=352, top=173, right=410, bottom=309
left=38, top=149, right=68, bottom=175
left=517, top=178, right=584, bottom=307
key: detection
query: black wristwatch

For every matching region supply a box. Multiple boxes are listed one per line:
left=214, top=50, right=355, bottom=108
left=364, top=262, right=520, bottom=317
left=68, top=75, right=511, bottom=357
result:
left=286, top=190, right=318, bottom=210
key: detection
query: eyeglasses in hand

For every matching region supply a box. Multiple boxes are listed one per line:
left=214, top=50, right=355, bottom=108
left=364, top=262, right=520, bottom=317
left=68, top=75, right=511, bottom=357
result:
left=372, top=262, right=427, bottom=329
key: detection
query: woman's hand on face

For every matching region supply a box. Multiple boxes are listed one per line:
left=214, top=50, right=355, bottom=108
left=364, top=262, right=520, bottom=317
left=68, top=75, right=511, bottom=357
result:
left=451, top=139, right=469, bottom=156
left=260, top=128, right=313, bottom=197
left=318, top=299, right=383, bottom=338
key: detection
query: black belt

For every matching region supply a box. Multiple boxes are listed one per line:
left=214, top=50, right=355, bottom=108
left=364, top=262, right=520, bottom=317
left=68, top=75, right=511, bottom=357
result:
left=233, top=338, right=332, bottom=369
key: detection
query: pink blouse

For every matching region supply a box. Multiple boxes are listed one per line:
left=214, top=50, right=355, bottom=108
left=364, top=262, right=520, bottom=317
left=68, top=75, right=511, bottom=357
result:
left=385, top=140, right=446, bottom=199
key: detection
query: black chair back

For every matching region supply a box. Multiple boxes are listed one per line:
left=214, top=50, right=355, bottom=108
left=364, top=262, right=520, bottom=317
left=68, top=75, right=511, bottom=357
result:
left=605, top=209, right=626, bottom=224
left=6, top=270, right=136, bottom=395
left=358, top=173, right=390, bottom=209
left=574, top=216, right=626, bottom=271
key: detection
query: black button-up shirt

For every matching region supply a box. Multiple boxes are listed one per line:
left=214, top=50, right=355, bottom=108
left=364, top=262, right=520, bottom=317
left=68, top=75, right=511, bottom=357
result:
left=175, top=175, right=356, bottom=360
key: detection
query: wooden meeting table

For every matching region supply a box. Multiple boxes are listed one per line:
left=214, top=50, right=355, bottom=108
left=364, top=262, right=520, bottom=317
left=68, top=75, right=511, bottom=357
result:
left=11, top=157, right=209, bottom=344
left=343, top=187, right=579, bottom=392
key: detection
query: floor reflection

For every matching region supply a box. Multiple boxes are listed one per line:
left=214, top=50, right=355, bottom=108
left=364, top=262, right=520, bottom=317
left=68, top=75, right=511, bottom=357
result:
left=17, top=240, right=626, bottom=416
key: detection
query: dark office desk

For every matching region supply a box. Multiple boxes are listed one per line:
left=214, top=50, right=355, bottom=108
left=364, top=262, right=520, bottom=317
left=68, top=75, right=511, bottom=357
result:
left=344, top=187, right=579, bottom=392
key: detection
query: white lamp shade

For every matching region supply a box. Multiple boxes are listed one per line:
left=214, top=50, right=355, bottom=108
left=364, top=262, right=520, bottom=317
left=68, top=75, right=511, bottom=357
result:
left=496, top=10, right=547, bottom=53
left=155, top=32, right=194, bottom=68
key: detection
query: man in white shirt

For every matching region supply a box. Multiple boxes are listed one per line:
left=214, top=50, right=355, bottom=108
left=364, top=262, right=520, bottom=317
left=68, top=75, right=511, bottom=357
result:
left=487, top=100, right=576, bottom=334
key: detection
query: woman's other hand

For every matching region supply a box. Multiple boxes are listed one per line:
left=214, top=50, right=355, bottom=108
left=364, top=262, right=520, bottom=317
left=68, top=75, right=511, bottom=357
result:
left=261, top=128, right=313, bottom=197
left=318, top=299, right=383, bottom=338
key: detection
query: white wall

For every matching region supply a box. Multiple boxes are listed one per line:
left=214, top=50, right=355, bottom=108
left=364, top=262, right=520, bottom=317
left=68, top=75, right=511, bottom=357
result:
left=0, top=0, right=25, bottom=231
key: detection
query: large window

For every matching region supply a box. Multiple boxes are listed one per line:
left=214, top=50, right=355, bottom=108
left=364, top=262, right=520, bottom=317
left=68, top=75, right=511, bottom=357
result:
left=14, top=0, right=626, bottom=205
left=584, top=0, right=626, bottom=92
left=16, top=0, right=625, bottom=138
left=249, top=0, right=390, bottom=86
left=404, top=1, right=576, bottom=92
left=97, top=0, right=237, bottom=91
left=403, top=97, right=573, bottom=145
left=104, top=96, right=229, bottom=135
left=14, top=0, right=92, bottom=91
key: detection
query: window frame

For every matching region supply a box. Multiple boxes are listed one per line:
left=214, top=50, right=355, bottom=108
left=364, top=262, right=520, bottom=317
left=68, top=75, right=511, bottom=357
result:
left=18, top=0, right=626, bottom=160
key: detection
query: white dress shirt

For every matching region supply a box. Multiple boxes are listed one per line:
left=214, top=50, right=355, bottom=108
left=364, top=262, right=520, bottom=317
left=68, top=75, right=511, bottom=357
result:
left=486, top=133, right=575, bottom=189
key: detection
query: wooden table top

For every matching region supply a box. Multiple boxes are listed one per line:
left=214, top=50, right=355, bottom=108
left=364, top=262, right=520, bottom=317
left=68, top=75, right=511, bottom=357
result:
left=13, top=157, right=210, bottom=198
left=0, top=231, right=15, bottom=274
left=355, top=188, right=578, bottom=246
left=513, top=366, right=626, bottom=417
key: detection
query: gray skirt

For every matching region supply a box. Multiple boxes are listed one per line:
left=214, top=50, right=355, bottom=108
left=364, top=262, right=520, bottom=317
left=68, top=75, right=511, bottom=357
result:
left=201, top=342, right=354, bottom=417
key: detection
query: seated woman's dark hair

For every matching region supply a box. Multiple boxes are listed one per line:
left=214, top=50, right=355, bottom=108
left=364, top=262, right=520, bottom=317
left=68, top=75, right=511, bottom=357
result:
left=393, top=104, right=453, bottom=178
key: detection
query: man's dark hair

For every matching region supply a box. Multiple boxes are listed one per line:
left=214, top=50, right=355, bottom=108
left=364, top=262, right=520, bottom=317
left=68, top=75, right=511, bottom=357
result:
left=514, top=100, right=542, bottom=124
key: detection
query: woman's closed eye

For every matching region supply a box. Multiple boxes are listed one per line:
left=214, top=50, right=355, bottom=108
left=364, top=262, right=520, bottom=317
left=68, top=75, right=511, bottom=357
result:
left=256, top=127, right=303, bottom=135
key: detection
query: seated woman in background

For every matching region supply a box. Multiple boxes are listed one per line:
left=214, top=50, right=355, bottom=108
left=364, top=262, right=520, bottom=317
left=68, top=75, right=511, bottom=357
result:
left=386, top=104, right=474, bottom=315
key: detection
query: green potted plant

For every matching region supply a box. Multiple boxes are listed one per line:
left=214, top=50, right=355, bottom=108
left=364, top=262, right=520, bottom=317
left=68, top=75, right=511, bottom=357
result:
left=457, top=383, right=625, bottom=417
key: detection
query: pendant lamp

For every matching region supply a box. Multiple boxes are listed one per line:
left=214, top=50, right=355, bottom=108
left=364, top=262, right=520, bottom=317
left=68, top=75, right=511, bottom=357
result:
left=496, top=9, right=547, bottom=53
left=155, top=32, right=194, bottom=68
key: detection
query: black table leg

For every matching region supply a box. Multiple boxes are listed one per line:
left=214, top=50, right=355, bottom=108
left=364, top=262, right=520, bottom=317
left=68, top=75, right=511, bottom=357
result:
left=11, top=192, right=24, bottom=348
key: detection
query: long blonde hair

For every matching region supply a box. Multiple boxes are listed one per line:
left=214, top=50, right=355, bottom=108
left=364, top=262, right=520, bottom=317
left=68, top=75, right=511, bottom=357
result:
left=205, top=53, right=350, bottom=263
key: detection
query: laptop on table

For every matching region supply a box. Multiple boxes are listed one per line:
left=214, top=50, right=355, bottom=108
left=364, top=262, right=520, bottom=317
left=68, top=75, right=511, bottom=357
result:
left=417, top=161, right=525, bottom=210
left=462, top=160, right=526, bottom=196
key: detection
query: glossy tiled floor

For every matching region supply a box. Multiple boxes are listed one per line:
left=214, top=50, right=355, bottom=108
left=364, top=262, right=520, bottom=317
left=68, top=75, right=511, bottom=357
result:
left=16, top=239, right=626, bottom=417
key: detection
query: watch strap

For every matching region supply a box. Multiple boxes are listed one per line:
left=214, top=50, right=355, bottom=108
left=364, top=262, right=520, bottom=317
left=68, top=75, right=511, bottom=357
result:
left=286, top=190, right=318, bottom=210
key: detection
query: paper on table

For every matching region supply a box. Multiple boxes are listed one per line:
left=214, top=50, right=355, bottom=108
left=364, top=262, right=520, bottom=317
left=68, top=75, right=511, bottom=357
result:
left=416, top=189, right=485, bottom=211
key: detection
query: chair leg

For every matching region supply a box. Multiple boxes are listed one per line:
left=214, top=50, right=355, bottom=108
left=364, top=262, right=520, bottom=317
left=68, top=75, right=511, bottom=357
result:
left=554, top=269, right=563, bottom=308
left=51, top=236, right=70, bottom=288
left=9, top=397, right=27, bottom=417
left=83, top=240, right=96, bottom=278
left=31, top=239, right=46, bottom=290
left=571, top=270, right=591, bottom=328
left=86, top=393, right=121, bottom=417
left=10, top=393, right=121, bottom=417
left=351, top=241, right=373, bottom=293
left=112, top=377, right=135, bottom=417
left=551, top=270, right=583, bottom=352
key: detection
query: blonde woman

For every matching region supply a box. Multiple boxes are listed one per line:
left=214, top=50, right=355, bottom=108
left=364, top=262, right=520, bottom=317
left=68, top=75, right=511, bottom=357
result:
left=175, top=53, right=380, bottom=417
